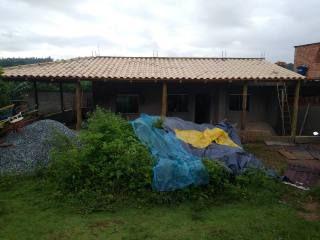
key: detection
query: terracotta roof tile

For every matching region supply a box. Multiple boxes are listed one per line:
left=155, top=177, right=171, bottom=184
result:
left=2, top=56, right=304, bottom=81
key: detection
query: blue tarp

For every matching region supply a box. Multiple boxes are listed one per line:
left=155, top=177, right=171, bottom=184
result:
left=131, top=114, right=265, bottom=192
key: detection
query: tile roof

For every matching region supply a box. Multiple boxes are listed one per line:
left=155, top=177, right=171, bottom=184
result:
left=2, top=56, right=304, bottom=81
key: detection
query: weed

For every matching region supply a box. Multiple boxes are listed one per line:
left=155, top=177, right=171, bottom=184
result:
left=48, top=108, right=153, bottom=211
left=152, top=117, right=164, bottom=129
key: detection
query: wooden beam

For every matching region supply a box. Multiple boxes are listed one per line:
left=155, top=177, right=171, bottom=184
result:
left=161, top=81, right=168, bottom=117
left=75, top=81, right=82, bottom=130
left=59, top=82, right=64, bottom=112
left=33, top=81, right=39, bottom=110
left=241, top=82, right=248, bottom=130
left=291, top=80, right=301, bottom=137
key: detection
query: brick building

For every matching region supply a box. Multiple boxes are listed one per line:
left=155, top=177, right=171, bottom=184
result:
left=294, top=42, right=320, bottom=80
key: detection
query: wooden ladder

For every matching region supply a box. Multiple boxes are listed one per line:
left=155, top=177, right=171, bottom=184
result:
left=277, top=82, right=291, bottom=135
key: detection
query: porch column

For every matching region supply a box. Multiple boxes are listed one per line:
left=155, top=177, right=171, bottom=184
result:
left=241, top=82, right=248, bottom=130
left=161, top=81, right=168, bottom=117
left=59, top=82, right=64, bottom=112
left=75, top=81, right=82, bottom=130
left=33, top=80, right=39, bottom=110
left=291, top=80, right=301, bottom=137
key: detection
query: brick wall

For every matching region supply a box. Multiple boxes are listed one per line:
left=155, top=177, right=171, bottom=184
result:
left=294, top=43, right=320, bottom=80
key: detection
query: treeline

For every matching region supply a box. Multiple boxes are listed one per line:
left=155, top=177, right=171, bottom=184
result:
left=0, top=57, right=53, bottom=67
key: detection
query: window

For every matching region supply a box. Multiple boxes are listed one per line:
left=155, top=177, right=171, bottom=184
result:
left=116, top=95, right=139, bottom=114
left=168, top=94, right=189, bottom=112
left=229, top=94, right=250, bottom=111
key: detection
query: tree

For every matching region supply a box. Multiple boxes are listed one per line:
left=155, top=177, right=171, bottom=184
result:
left=0, top=67, right=31, bottom=107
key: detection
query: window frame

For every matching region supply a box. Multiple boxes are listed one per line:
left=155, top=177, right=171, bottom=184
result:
left=228, top=93, right=250, bottom=112
left=115, top=94, right=139, bottom=114
left=167, top=93, right=189, bottom=113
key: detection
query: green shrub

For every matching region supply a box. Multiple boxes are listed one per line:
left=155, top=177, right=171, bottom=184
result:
left=203, top=159, right=231, bottom=194
left=229, top=168, right=283, bottom=203
left=49, top=108, right=153, bottom=208
left=152, top=117, right=164, bottom=129
left=48, top=108, right=284, bottom=210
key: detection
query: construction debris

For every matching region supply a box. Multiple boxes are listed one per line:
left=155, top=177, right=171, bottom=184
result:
left=0, top=120, right=76, bottom=174
left=278, top=146, right=315, bottom=160
left=279, top=144, right=320, bottom=188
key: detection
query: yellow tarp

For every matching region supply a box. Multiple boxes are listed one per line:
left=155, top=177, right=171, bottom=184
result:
left=174, top=128, right=240, bottom=149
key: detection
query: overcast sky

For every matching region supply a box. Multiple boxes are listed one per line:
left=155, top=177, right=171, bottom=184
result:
left=0, top=0, right=319, bottom=62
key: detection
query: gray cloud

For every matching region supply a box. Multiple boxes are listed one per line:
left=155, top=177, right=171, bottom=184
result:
left=0, top=0, right=319, bottom=62
left=0, top=30, right=114, bottom=52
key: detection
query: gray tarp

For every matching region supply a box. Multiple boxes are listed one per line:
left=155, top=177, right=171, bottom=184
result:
left=163, top=117, right=264, bottom=176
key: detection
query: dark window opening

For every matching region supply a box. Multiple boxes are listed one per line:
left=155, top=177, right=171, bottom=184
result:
left=168, top=94, right=189, bottom=112
left=229, top=94, right=250, bottom=111
left=116, top=95, right=139, bottom=114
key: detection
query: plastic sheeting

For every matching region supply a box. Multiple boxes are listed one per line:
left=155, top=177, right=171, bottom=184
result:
left=164, top=117, right=264, bottom=176
left=131, top=114, right=208, bottom=191
left=174, top=128, right=240, bottom=149
left=131, top=114, right=266, bottom=192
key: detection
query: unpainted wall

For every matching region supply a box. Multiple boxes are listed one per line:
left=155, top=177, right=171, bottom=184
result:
left=294, top=44, right=320, bottom=80
left=27, top=91, right=93, bottom=115
left=92, top=81, right=279, bottom=127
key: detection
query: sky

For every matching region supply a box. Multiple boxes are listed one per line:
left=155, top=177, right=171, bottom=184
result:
left=0, top=0, right=319, bottom=62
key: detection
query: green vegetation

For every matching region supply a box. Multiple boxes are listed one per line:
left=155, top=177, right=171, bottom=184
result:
left=244, top=143, right=288, bottom=174
left=152, top=117, right=164, bottom=129
left=0, top=57, right=91, bottom=92
left=1, top=111, right=319, bottom=239
left=47, top=109, right=284, bottom=211
left=0, top=57, right=53, bottom=67
left=0, top=68, right=31, bottom=107
left=48, top=108, right=153, bottom=211
left=0, top=174, right=319, bottom=240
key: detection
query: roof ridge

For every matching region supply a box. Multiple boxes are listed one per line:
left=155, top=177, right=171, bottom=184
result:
left=2, top=56, right=265, bottom=70
left=86, top=56, right=265, bottom=60
left=2, top=56, right=305, bottom=81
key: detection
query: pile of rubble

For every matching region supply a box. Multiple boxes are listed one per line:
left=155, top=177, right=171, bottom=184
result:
left=0, top=120, right=76, bottom=174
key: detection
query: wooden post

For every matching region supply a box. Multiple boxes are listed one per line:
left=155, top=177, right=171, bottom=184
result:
left=241, top=82, right=248, bottom=130
left=59, top=82, right=64, bottom=112
left=161, top=81, right=168, bottom=117
left=33, top=81, right=39, bottom=110
left=291, top=80, right=301, bottom=137
left=75, top=81, right=82, bottom=130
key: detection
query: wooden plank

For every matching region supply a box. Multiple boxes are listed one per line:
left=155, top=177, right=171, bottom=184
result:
left=279, top=149, right=297, bottom=159
left=264, top=140, right=294, bottom=146
left=299, top=103, right=310, bottom=136
left=291, top=80, right=301, bottom=137
left=75, top=81, right=82, bottom=130
left=278, top=147, right=314, bottom=160
left=59, top=82, right=64, bottom=112
left=241, top=82, right=248, bottom=130
left=161, top=81, right=168, bottom=117
left=295, top=136, right=320, bottom=144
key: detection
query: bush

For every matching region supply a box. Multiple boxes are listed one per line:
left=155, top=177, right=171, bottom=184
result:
left=203, top=159, right=231, bottom=194
left=152, top=117, right=164, bottom=129
left=227, top=168, right=283, bottom=203
left=49, top=108, right=153, bottom=208
left=47, top=108, right=283, bottom=210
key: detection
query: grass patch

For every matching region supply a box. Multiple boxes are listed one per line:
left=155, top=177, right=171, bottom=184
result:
left=0, top=176, right=319, bottom=240
left=244, top=143, right=288, bottom=174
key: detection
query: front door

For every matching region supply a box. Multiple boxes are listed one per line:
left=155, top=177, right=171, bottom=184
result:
left=195, top=94, right=211, bottom=123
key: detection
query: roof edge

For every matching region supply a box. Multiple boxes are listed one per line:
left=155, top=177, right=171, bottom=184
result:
left=294, top=42, right=320, bottom=48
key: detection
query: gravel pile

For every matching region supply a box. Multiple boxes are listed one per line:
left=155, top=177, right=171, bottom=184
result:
left=0, top=120, right=76, bottom=174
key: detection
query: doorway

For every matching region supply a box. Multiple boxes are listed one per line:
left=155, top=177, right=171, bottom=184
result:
left=195, top=93, right=211, bottom=123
